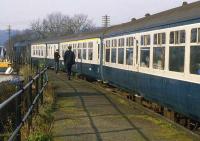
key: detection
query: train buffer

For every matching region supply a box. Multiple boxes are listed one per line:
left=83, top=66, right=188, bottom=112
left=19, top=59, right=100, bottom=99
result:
left=48, top=71, right=199, bottom=141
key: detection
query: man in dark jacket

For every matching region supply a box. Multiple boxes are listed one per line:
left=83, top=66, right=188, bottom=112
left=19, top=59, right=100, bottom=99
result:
left=54, top=49, right=60, bottom=74
left=64, top=46, right=75, bottom=80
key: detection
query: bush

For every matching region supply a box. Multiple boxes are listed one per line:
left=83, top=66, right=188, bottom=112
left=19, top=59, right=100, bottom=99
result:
left=0, top=82, right=16, bottom=134
left=28, top=132, right=52, bottom=141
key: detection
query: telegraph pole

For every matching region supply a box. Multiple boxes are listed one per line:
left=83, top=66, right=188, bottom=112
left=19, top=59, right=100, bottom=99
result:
left=8, top=25, right=12, bottom=61
left=102, top=15, right=110, bottom=27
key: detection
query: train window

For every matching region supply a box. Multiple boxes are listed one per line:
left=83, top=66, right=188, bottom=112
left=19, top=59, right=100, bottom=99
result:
left=140, top=47, right=150, bottom=68
left=170, top=32, right=174, bottom=44
left=130, top=37, right=134, bottom=46
left=118, top=39, right=121, bottom=47
left=62, top=49, right=65, bottom=57
left=111, top=39, right=117, bottom=47
left=126, top=48, right=133, bottom=65
left=126, top=37, right=134, bottom=46
left=111, top=48, right=116, bottom=63
left=33, top=47, right=35, bottom=55
left=175, top=31, right=179, bottom=44
left=118, top=48, right=124, bottom=64
left=114, top=39, right=117, bottom=47
left=118, top=38, right=125, bottom=47
left=98, top=44, right=100, bottom=59
left=158, top=34, right=161, bottom=44
left=78, top=43, right=82, bottom=48
left=141, top=35, right=150, bottom=46
left=78, top=49, right=81, bottom=59
left=153, top=47, right=165, bottom=70
left=106, top=40, right=110, bottom=47
left=190, top=46, right=200, bottom=74
left=126, top=38, right=129, bottom=46
left=73, top=49, right=77, bottom=59
left=41, top=50, right=43, bottom=56
left=198, top=29, right=200, bottom=42
left=170, top=30, right=185, bottom=44
left=162, top=33, right=166, bottom=44
left=88, top=49, right=93, bottom=60
left=111, top=40, right=114, bottom=47
left=141, top=36, right=144, bottom=45
left=88, top=42, right=93, bottom=48
left=106, top=49, right=110, bottom=62
left=169, top=46, right=185, bottom=72
left=83, top=49, right=86, bottom=60
left=191, top=28, right=197, bottom=43
left=180, top=30, right=185, bottom=43
left=154, top=34, right=157, bottom=45
left=154, top=33, right=166, bottom=45
left=83, top=42, right=87, bottom=48
left=146, top=35, right=151, bottom=45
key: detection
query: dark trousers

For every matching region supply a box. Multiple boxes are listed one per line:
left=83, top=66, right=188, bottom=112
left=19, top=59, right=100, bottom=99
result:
left=66, top=64, right=72, bottom=79
left=54, top=61, right=59, bottom=73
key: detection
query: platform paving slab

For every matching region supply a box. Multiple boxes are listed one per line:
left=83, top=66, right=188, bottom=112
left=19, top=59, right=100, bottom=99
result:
left=48, top=71, right=199, bottom=141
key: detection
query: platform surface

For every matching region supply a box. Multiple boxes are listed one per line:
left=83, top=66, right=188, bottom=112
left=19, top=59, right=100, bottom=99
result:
left=48, top=71, right=199, bottom=141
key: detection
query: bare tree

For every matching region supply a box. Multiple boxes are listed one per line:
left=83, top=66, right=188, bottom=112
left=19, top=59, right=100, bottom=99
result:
left=31, top=20, right=46, bottom=39
left=31, top=12, right=96, bottom=39
left=70, top=14, right=95, bottom=33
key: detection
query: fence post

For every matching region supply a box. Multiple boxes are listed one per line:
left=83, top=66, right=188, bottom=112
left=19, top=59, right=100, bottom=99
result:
left=15, top=81, right=23, bottom=141
left=35, top=67, right=39, bottom=113
left=40, top=71, right=44, bottom=105
left=28, top=76, right=33, bottom=131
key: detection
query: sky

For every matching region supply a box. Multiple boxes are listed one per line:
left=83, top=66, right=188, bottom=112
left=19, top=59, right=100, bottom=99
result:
left=0, top=0, right=199, bottom=30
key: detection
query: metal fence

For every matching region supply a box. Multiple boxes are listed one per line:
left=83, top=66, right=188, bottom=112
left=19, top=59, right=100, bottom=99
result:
left=0, top=67, right=48, bottom=141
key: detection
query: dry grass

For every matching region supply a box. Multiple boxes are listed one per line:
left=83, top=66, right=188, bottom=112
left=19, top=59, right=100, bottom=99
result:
left=21, top=82, right=55, bottom=141
left=19, top=64, right=36, bottom=82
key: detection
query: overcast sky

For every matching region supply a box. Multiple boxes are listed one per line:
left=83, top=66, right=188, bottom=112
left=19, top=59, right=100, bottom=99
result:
left=0, top=0, right=199, bottom=30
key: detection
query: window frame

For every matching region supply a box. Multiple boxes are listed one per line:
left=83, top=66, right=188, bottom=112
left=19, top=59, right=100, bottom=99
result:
left=153, top=46, right=165, bottom=70
left=169, top=46, right=185, bottom=73
left=141, top=35, right=151, bottom=46
left=169, top=30, right=186, bottom=45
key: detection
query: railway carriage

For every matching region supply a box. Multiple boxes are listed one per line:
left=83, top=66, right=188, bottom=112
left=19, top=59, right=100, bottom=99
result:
left=60, top=36, right=102, bottom=78
left=31, top=1, right=200, bottom=124
left=31, top=43, right=47, bottom=66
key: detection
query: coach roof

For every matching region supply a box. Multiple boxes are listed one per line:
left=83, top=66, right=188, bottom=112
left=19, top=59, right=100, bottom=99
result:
left=32, top=1, right=200, bottom=44
left=31, top=28, right=106, bottom=45
left=104, top=1, right=200, bottom=37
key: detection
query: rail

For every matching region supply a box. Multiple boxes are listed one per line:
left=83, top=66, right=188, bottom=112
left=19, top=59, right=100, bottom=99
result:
left=0, top=67, right=48, bottom=141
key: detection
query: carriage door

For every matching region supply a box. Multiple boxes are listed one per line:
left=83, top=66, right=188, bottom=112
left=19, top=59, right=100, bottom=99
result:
left=99, top=38, right=105, bottom=81
left=135, top=38, right=139, bottom=70
left=55, top=44, right=59, bottom=52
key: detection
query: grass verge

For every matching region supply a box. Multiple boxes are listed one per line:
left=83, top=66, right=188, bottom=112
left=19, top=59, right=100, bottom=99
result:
left=21, top=82, right=56, bottom=141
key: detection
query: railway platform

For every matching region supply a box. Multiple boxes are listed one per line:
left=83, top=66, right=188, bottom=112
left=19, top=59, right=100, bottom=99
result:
left=48, top=71, right=199, bottom=141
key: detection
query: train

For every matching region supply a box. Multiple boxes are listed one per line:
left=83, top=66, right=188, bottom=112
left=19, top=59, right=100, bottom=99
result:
left=31, top=1, right=200, bottom=124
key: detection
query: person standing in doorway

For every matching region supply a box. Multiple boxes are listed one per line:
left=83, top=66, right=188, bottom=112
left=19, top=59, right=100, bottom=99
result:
left=64, top=46, right=75, bottom=80
left=54, top=49, right=60, bottom=74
